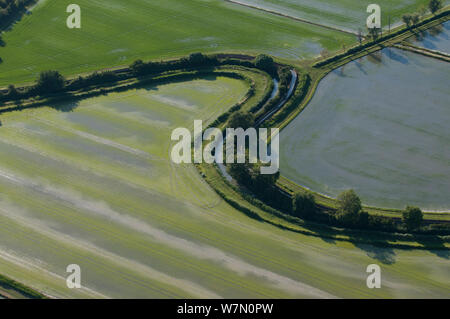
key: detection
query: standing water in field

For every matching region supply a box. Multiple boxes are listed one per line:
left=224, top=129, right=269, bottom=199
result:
left=280, top=47, right=450, bottom=210
left=408, top=21, right=450, bottom=54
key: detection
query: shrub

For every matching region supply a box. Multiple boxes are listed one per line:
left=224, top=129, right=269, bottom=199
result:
left=337, top=190, right=362, bottom=216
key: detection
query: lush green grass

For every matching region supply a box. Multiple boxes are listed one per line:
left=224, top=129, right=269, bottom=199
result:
left=0, top=0, right=355, bottom=86
left=233, top=0, right=441, bottom=31
left=0, top=70, right=448, bottom=298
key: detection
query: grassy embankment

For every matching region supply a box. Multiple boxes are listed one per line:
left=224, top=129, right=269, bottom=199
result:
left=0, top=274, right=46, bottom=299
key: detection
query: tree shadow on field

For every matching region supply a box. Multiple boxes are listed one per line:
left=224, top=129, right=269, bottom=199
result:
left=292, top=220, right=397, bottom=265
left=0, top=6, right=34, bottom=33
left=0, top=92, right=80, bottom=115
left=335, top=64, right=349, bottom=78
left=48, top=99, right=79, bottom=112
left=413, top=234, right=449, bottom=259
left=0, top=69, right=225, bottom=117
left=353, top=242, right=397, bottom=265
left=354, top=61, right=368, bottom=75
left=137, top=69, right=220, bottom=93
left=386, top=48, right=409, bottom=65
left=421, top=39, right=438, bottom=50
left=412, top=29, right=427, bottom=42
left=319, top=235, right=336, bottom=245
left=428, top=25, right=445, bottom=37
left=367, top=51, right=384, bottom=65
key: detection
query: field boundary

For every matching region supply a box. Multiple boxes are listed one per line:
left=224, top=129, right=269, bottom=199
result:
left=0, top=274, right=47, bottom=299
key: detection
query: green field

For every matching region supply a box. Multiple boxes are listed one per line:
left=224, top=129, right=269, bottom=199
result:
left=0, top=0, right=356, bottom=86
left=0, top=70, right=448, bottom=298
left=233, top=0, right=439, bottom=31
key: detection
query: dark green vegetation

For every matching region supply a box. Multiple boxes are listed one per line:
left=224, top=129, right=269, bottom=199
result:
left=0, top=53, right=221, bottom=103
left=0, top=274, right=46, bottom=299
left=0, top=0, right=37, bottom=28
left=403, top=207, right=424, bottom=231
left=0, top=0, right=38, bottom=62
left=430, top=0, right=444, bottom=13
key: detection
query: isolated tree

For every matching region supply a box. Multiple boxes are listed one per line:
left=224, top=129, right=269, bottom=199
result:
left=337, top=190, right=362, bottom=216
left=402, top=206, right=423, bottom=231
left=429, top=0, right=443, bottom=14
left=293, top=191, right=316, bottom=218
left=411, top=13, right=420, bottom=25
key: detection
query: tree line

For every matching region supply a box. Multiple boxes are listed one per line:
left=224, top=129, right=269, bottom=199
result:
left=0, top=0, right=37, bottom=25
left=1, top=53, right=283, bottom=105
left=315, top=1, right=448, bottom=68
left=0, top=0, right=38, bottom=63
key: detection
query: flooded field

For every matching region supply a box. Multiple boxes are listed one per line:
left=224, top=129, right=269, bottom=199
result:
left=280, top=48, right=450, bottom=210
left=409, top=21, right=450, bottom=53
left=1, top=73, right=448, bottom=298
left=231, top=0, right=432, bottom=32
